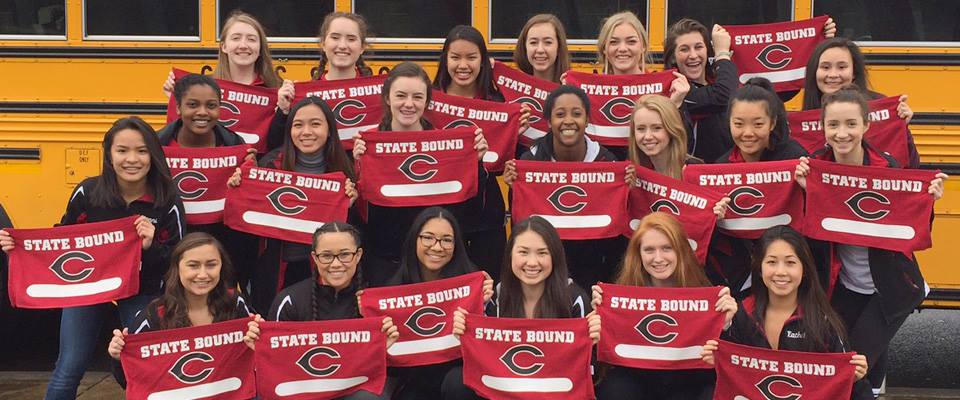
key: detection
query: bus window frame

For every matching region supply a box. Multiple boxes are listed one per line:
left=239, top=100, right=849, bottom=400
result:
left=663, top=0, right=795, bottom=37
left=81, top=0, right=202, bottom=42
left=486, top=1, right=652, bottom=45
left=352, top=0, right=473, bottom=44
left=215, top=0, right=332, bottom=43
left=0, top=0, right=67, bottom=40
left=810, top=0, right=960, bottom=48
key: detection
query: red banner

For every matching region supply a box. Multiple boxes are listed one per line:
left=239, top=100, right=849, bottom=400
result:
left=461, top=315, right=594, bottom=400
left=121, top=318, right=256, bottom=400
left=492, top=61, right=560, bottom=146
left=726, top=16, right=828, bottom=92
left=629, top=167, right=725, bottom=263
left=714, top=339, right=856, bottom=400
left=788, top=96, right=911, bottom=167
left=164, top=145, right=249, bottom=225
left=223, top=167, right=349, bottom=244
left=425, top=89, right=522, bottom=172
left=511, top=160, right=630, bottom=240
left=683, top=160, right=803, bottom=239
left=357, top=128, right=479, bottom=207
left=255, top=318, right=387, bottom=400
left=802, top=159, right=937, bottom=253
left=6, top=216, right=141, bottom=308
left=292, top=75, right=387, bottom=149
left=358, top=272, right=485, bottom=367
left=596, top=283, right=724, bottom=370
left=166, top=68, right=278, bottom=153
left=564, top=70, right=675, bottom=147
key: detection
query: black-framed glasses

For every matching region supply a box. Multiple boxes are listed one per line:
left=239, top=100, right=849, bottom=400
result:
left=418, top=234, right=455, bottom=250
left=313, top=250, right=359, bottom=264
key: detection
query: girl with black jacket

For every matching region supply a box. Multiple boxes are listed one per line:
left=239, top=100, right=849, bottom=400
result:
left=794, top=86, right=946, bottom=396
left=227, top=97, right=359, bottom=313
left=701, top=225, right=873, bottom=400
left=0, top=117, right=186, bottom=400
left=444, top=216, right=598, bottom=400
left=351, top=62, right=489, bottom=286
left=592, top=212, right=737, bottom=400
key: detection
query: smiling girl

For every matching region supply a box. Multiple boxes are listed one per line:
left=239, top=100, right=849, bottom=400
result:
left=513, top=14, right=570, bottom=83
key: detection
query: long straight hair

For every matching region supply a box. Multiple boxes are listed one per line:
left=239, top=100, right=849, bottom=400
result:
left=617, top=212, right=708, bottom=287
left=629, top=94, right=689, bottom=179
left=398, top=207, right=476, bottom=284
left=378, top=61, right=434, bottom=130
left=513, top=14, right=570, bottom=83
left=157, top=233, right=237, bottom=329
left=214, top=11, right=280, bottom=88
left=280, top=97, right=355, bottom=181
left=497, top=216, right=572, bottom=319
left=749, top=226, right=847, bottom=352
left=433, top=25, right=498, bottom=100
left=310, top=221, right=364, bottom=321
left=314, top=12, right=374, bottom=80
left=802, top=38, right=872, bottom=111
left=91, top=117, right=176, bottom=209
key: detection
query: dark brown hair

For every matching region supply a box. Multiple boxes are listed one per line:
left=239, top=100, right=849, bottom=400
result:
left=498, top=216, right=572, bottom=319
left=314, top=12, right=374, bottom=80
left=513, top=14, right=570, bottom=83
left=663, top=18, right=715, bottom=81
left=157, top=232, right=236, bottom=329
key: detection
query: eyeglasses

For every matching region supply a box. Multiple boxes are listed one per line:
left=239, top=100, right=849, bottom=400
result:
left=418, top=234, right=455, bottom=250
left=313, top=250, right=359, bottom=264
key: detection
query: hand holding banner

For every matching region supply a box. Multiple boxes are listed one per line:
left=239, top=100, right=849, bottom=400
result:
left=726, top=16, right=829, bottom=92
left=255, top=318, right=387, bottom=400
left=461, top=315, right=594, bottom=400
left=359, top=272, right=485, bottom=367
left=121, top=318, right=256, bottom=400
left=802, top=159, right=938, bottom=253
left=512, top=160, right=630, bottom=240
left=7, top=216, right=141, bottom=308
left=564, top=70, right=675, bottom=146
left=597, top=283, right=725, bottom=370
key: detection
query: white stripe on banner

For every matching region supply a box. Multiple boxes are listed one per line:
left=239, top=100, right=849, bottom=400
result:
left=380, top=181, right=463, bottom=197
left=242, top=211, right=324, bottom=234
left=821, top=218, right=915, bottom=240
left=26, top=278, right=122, bottom=298
left=339, top=124, right=378, bottom=141
left=274, top=377, right=369, bottom=396
left=146, top=377, right=242, bottom=400
left=483, top=152, right=500, bottom=163
left=534, top=214, right=612, bottom=229
left=481, top=376, right=573, bottom=393
left=719, top=214, right=792, bottom=231
left=739, top=67, right=805, bottom=84
left=614, top=344, right=704, bottom=361
left=586, top=124, right=629, bottom=138
left=387, top=334, right=460, bottom=356
left=236, top=132, right=261, bottom=144
left=522, top=127, right=548, bottom=140
left=183, top=199, right=226, bottom=214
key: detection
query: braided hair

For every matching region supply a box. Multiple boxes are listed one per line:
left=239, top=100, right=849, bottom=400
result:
left=314, top=12, right=374, bottom=80
left=310, top=221, right=363, bottom=321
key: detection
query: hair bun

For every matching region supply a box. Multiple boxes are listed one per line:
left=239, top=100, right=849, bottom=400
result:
left=744, top=77, right=775, bottom=93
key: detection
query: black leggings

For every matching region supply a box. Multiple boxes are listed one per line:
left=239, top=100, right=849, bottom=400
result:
left=596, top=366, right=714, bottom=400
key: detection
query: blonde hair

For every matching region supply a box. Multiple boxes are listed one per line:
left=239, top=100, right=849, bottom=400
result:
left=214, top=12, right=280, bottom=88
left=513, top=14, right=571, bottom=83
left=597, top=11, right=651, bottom=74
left=616, top=212, right=709, bottom=288
left=628, top=95, right=689, bottom=179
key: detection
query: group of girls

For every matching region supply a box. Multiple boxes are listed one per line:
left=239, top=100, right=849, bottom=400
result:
left=0, top=7, right=949, bottom=400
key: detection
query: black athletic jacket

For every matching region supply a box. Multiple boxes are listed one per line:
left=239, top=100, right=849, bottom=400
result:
left=682, top=59, right=738, bottom=162
left=156, top=120, right=246, bottom=147
left=61, top=178, right=186, bottom=295
left=267, top=277, right=362, bottom=322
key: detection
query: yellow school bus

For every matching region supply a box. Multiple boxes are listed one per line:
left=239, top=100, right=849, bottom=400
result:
left=1, top=0, right=958, bottom=307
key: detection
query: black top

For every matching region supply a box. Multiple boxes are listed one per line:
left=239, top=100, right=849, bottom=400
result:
left=267, top=277, right=362, bottom=322
left=156, top=120, right=246, bottom=147
left=715, top=137, right=808, bottom=163
left=682, top=59, right=738, bottom=162
left=520, top=134, right=618, bottom=162
left=485, top=279, right=592, bottom=318
left=130, top=292, right=252, bottom=333
left=61, top=178, right=186, bottom=295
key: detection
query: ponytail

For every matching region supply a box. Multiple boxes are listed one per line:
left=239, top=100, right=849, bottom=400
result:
left=728, top=77, right=790, bottom=155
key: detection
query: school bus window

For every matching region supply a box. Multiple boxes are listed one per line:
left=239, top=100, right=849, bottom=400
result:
left=815, top=0, right=960, bottom=43
left=218, top=0, right=333, bottom=39
left=0, top=0, right=65, bottom=37
left=354, top=0, right=470, bottom=40
left=666, top=0, right=791, bottom=30
left=83, top=0, right=199, bottom=38
left=490, top=0, right=647, bottom=41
